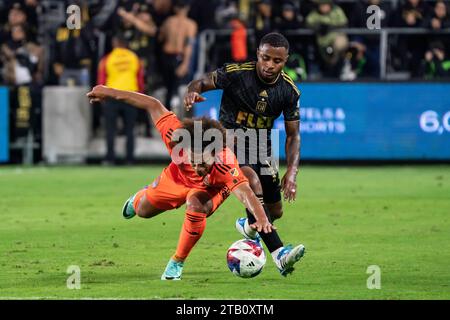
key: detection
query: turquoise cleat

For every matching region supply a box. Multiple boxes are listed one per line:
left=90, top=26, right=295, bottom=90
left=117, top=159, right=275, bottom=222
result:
left=122, top=194, right=136, bottom=219
left=161, top=258, right=184, bottom=280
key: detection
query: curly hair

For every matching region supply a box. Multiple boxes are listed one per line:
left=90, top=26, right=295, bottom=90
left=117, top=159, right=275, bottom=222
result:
left=177, top=117, right=227, bottom=154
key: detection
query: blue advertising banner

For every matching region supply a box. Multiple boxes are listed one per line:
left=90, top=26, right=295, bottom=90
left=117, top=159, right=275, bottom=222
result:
left=0, top=87, right=9, bottom=163
left=194, top=83, right=450, bottom=160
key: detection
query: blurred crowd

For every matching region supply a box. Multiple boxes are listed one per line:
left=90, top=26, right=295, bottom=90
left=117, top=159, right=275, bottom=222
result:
left=1, top=0, right=449, bottom=164
left=0, top=0, right=449, bottom=90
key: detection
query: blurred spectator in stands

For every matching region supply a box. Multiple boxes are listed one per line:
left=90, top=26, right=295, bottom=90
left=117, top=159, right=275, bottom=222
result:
left=340, top=42, right=370, bottom=81
left=306, top=0, right=348, bottom=77
left=117, top=5, right=157, bottom=38
left=116, top=4, right=157, bottom=88
left=230, top=18, right=248, bottom=62
left=158, top=0, right=197, bottom=109
left=53, top=1, right=93, bottom=86
left=116, top=3, right=157, bottom=137
left=392, top=0, right=431, bottom=76
left=1, top=1, right=37, bottom=44
left=423, top=0, right=450, bottom=30
left=97, top=34, right=145, bottom=165
left=189, top=0, right=217, bottom=31
left=254, top=0, right=272, bottom=43
left=104, top=2, right=158, bottom=44
left=0, top=23, right=43, bottom=86
left=144, top=0, right=173, bottom=102
left=275, top=1, right=305, bottom=52
left=212, top=1, right=240, bottom=68
left=216, top=0, right=239, bottom=28
left=393, top=0, right=430, bottom=27
left=188, top=0, right=218, bottom=78
left=299, top=0, right=317, bottom=22
left=271, top=0, right=293, bottom=28
left=149, top=0, right=173, bottom=27
left=349, top=0, right=392, bottom=78
left=275, top=1, right=302, bottom=31
left=420, top=41, right=450, bottom=79
left=284, top=52, right=308, bottom=81
left=21, top=0, right=38, bottom=31
left=275, top=1, right=307, bottom=80
left=0, top=2, right=23, bottom=43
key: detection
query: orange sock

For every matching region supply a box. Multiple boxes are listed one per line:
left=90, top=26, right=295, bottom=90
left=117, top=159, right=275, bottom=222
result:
left=173, top=211, right=207, bottom=262
left=132, top=189, right=147, bottom=212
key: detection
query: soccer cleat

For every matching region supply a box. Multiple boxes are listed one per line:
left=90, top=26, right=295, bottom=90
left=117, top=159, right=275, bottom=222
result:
left=276, top=244, right=306, bottom=277
left=122, top=195, right=136, bottom=219
left=235, top=218, right=261, bottom=243
left=161, top=258, right=184, bottom=280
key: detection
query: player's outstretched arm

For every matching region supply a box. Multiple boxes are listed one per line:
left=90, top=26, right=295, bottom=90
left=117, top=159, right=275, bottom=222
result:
left=183, top=72, right=216, bottom=111
left=87, top=85, right=169, bottom=124
left=232, top=183, right=276, bottom=234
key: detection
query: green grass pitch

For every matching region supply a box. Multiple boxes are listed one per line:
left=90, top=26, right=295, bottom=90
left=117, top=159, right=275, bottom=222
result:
left=0, top=165, right=449, bottom=299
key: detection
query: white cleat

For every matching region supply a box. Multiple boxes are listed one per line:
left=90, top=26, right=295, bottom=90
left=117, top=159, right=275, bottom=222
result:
left=235, top=218, right=262, bottom=242
left=276, top=244, right=306, bottom=277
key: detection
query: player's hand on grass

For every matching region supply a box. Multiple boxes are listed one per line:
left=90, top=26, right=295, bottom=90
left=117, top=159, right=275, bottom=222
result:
left=87, top=85, right=111, bottom=104
left=281, top=169, right=298, bottom=203
left=250, top=219, right=276, bottom=234
left=184, top=92, right=206, bottom=111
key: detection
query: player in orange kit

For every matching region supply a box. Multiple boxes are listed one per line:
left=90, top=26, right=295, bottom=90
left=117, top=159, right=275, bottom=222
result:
left=87, top=85, right=305, bottom=280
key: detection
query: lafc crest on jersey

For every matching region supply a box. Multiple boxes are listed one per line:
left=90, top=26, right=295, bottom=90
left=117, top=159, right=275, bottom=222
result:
left=229, top=168, right=239, bottom=177
left=257, top=90, right=268, bottom=112
left=256, top=100, right=267, bottom=113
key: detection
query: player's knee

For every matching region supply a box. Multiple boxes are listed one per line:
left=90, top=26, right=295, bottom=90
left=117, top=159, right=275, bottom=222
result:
left=267, top=202, right=283, bottom=221
left=249, top=178, right=263, bottom=195
left=186, top=197, right=210, bottom=214
left=270, top=209, right=283, bottom=221
left=136, top=210, right=148, bottom=218
left=135, top=196, right=156, bottom=218
left=136, top=207, right=151, bottom=218
left=133, top=196, right=148, bottom=218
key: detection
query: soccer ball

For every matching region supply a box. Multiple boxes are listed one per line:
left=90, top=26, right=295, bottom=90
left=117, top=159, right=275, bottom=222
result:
left=226, top=239, right=266, bottom=278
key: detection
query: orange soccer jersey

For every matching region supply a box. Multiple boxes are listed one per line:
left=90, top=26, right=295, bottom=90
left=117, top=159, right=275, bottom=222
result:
left=144, top=112, right=248, bottom=213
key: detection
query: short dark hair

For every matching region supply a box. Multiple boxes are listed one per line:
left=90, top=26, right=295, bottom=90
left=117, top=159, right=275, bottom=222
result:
left=259, top=32, right=290, bottom=52
left=10, top=2, right=25, bottom=12
left=173, top=0, right=190, bottom=8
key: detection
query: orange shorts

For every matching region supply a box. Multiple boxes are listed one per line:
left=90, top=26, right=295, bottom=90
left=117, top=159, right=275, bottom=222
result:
left=145, top=167, right=230, bottom=216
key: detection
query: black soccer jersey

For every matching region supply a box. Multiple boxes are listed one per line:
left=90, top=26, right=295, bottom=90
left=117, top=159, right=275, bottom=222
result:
left=211, top=61, right=300, bottom=162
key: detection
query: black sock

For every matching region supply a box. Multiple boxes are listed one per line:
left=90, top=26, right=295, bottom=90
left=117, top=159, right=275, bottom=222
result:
left=246, top=195, right=283, bottom=253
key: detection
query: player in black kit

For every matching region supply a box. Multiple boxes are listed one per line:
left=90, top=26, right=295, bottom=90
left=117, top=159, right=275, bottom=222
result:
left=184, top=32, right=301, bottom=245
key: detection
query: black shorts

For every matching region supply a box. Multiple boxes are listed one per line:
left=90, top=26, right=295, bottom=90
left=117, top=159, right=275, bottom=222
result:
left=239, top=162, right=282, bottom=204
